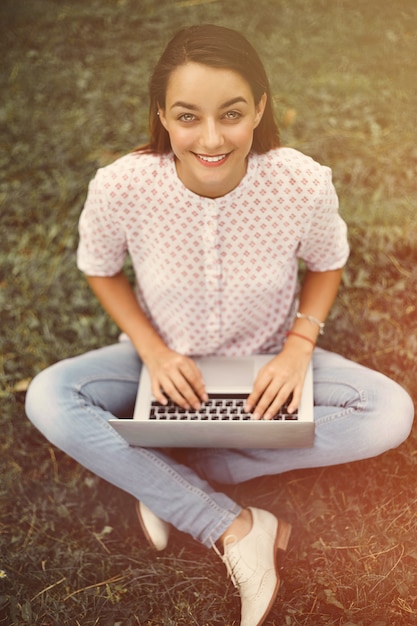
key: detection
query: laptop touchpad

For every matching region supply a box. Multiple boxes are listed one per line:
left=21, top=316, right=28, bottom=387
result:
left=198, top=357, right=254, bottom=388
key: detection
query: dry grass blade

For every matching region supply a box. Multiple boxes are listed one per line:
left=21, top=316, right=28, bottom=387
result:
left=63, top=574, right=129, bottom=601
left=30, top=577, right=66, bottom=602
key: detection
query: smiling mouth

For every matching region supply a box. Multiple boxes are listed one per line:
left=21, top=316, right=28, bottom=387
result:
left=194, top=153, right=230, bottom=166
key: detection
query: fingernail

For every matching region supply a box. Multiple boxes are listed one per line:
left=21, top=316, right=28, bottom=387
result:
left=252, top=411, right=260, bottom=420
left=244, top=402, right=251, bottom=412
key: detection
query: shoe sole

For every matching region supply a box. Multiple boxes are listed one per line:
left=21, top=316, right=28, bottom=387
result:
left=276, top=518, right=292, bottom=561
left=135, top=500, right=163, bottom=551
left=257, top=518, right=292, bottom=626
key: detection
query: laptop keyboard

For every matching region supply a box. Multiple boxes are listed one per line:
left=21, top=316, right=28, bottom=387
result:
left=150, top=393, right=298, bottom=421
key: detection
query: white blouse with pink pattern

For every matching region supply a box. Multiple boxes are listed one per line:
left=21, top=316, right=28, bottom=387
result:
left=77, top=147, right=349, bottom=357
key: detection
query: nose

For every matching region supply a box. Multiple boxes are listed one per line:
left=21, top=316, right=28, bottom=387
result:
left=199, top=119, right=223, bottom=151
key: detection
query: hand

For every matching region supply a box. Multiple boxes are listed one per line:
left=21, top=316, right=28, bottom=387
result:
left=244, top=349, right=312, bottom=420
left=144, top=347, right=208, bottom=410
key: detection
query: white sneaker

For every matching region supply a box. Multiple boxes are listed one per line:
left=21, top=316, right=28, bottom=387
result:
left=135, top=500, right=170, bottom=551
left=220, top=507, right=291, bottom=626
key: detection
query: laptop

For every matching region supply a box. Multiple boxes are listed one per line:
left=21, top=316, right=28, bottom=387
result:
left=109, top=355, right=315, bottom=449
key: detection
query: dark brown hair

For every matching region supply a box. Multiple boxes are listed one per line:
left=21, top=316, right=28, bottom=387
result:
left=140, top=24, right=280, bottom=154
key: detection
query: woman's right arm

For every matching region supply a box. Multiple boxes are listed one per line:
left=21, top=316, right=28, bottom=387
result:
left=86, top=272, right=207, bottom=409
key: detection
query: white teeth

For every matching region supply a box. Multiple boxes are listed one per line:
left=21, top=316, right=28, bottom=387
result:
left=198, top=154, right=226, bottom=163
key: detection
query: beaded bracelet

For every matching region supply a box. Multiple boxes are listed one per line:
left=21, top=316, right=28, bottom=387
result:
left=286, top=331, right=316, bottom=347
left=296, top=311, right=325, bottom=335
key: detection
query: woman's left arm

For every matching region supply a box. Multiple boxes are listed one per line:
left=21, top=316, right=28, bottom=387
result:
left=245, top=267, right=343, bottom=419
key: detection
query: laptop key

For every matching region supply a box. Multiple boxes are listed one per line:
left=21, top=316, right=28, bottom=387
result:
left=150, top=395, right=299, bottom=423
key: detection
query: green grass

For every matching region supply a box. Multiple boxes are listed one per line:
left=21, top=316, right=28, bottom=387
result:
left=1, top=0, right=417, bottom=624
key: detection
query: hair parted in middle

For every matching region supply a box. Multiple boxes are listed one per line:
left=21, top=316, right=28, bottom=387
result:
left=143, top=24, right=280, bottom=155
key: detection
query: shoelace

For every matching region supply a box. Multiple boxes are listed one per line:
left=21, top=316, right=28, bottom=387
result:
left=212, top=535, right=242, bottom=589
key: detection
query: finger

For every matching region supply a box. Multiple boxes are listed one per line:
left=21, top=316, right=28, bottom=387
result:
left=151, top=379, right=168, bottom=406
left=262, top=392, right=292, bottom=419
left=153, top=354, right=206, bottom=408
left=159, top=375, right=195, bottom=409
left=160, top=367, right=206, bottom=410
left=262, top=382, right=303, bottom=420
left=252, top=382, right=288, bottom=420
left=244, top=370, right=273, bottom=414
left=252, top=383, right=290, bottom=420
left=286, top=384, right=303, bottom=415
left=151, top=370, right=191, bottom=408
left=178, top=361, right=208, bottom=403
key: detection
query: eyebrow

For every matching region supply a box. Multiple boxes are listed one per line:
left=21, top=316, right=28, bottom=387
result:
left=170, top=96, right=248, bottom=111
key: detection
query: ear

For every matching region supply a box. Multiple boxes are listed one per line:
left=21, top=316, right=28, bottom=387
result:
left=157, top=106, right=169, bottom=131
left=254, top=93, right=267, bottom=128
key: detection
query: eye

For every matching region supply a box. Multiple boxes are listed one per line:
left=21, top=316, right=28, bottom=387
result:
left=224, top=110, right=241, bottom=120
left=178, top=113, right=196, bottom=122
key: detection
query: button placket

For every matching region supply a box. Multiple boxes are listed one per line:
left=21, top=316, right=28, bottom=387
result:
left=203, top=199, right=222, bottom=349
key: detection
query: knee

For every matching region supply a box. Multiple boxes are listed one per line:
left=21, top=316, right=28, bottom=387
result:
left=393, top=384, right=414, bottom=445
left=372, top=376, right=414, bottom=451
left=25, top=361, right=72, bottom=442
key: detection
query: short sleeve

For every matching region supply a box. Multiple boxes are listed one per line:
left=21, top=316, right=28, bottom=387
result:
left=298, top=165, right=349, bottom=271
left=77, top=168, right=128, bottom=276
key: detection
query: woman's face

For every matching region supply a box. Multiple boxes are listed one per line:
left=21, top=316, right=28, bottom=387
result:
left=158, top=62, right=266, bottom=198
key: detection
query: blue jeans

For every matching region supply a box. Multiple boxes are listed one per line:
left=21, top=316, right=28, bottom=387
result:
left=25, top=343, right=413, bottom=548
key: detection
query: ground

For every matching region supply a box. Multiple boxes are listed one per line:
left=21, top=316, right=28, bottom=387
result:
left=1, top=0, right=417, bottom=624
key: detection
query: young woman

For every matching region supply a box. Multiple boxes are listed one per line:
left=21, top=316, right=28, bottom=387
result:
left=26, top=24, right=414, bottom=626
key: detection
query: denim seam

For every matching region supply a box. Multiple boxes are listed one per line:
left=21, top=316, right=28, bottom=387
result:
left=314, top=379, right=368, bottom=426
left=73, top=375, right=239, bottom=547
left=140, top=448, right=240, bottom=546
left=73, top=373, right=139, bottom=435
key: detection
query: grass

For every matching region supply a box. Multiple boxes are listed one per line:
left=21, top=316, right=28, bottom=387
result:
left=1, top=0, right=417, bottom=624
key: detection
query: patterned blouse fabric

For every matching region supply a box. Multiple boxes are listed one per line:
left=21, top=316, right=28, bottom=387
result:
left=77, top=147, right=349, bottom=357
